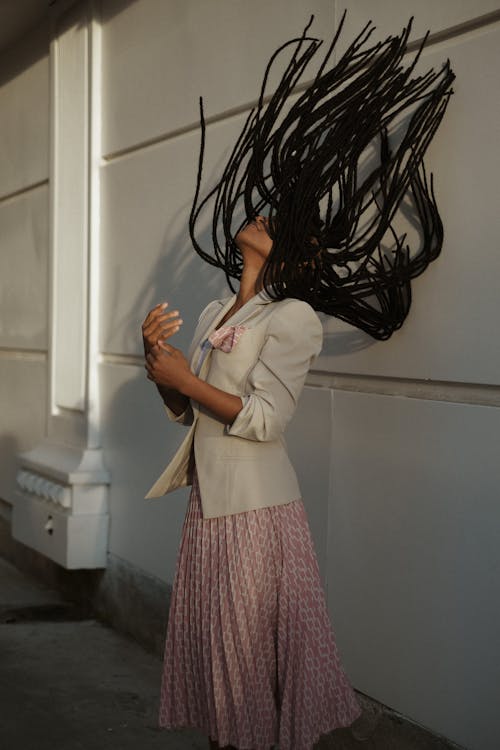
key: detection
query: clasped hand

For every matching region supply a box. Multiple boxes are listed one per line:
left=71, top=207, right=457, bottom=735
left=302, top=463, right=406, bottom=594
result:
left=142, top=301, right=243, bottom=425
left=142, top=302, right=191, bottom=392
left=145, top=342, right=191, bottom=392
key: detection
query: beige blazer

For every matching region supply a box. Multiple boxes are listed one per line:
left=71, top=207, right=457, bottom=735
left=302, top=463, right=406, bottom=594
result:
left=144, top=289, right=323, bottom=518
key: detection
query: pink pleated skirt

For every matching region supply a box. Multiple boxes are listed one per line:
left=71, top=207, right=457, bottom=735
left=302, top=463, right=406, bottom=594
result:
left=158, top=467, right=362, bottom=750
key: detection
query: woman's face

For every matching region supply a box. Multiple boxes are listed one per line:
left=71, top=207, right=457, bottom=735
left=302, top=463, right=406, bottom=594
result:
left=235, top=215, right=273, bottom=261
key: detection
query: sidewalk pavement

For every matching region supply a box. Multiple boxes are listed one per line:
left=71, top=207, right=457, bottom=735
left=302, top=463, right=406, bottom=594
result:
left=0, top=556, right=460, bottom=750
left=0, top=556, right=207, bottom=750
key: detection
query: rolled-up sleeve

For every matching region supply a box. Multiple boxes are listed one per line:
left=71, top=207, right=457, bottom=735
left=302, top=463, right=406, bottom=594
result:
left=226, top=300, right=323, bottom=441
left=164, top=401, right=194, bottom=426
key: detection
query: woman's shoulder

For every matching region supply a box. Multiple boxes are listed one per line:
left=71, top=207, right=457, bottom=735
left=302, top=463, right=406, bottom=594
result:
left=264, top=297, right=323, bottom=358
left=269, top=295, right=323, bottom=328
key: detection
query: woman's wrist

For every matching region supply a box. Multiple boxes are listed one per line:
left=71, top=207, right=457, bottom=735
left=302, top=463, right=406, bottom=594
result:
left=180, top=372, right=243, bottom=425
left=179, top=371, right=198, bottom=398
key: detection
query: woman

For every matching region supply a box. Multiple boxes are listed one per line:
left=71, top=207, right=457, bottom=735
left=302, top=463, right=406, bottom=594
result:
left=143, top=15, right=454, bottom=750
left=143, top=214, right=363, bottom=750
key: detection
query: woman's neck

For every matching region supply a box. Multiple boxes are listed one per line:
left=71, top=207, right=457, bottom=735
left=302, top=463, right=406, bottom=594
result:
left=216, top=264, right=262, bottom=329
left=235, top=261, right=265, bottom=308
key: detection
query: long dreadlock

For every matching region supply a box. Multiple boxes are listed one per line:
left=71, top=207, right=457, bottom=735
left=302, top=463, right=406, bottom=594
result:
left=188, top=12, right=455, bottom=340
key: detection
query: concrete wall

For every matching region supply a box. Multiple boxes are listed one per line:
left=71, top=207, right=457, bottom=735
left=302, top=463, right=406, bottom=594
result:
left=1, top=2, right=499, bottom=749
left=98, top=0, right=336, bottom=584
left=100, top=3, right=500, bottom=747
left=0, top=20, right=49, bottom=513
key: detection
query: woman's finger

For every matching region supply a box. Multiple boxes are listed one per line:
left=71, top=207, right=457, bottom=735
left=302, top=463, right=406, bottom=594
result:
left=148, top=343, right=172, bottom=360
left=145, top=359, right=158, bottom=375
left=158, top=342, right=175, bottom=354
left=150, top=316, right=182, bottom=339
left=159, top=321, right=182, bottom=340
left=143, top=308, right=177, bottom=333
left=142, top=312, right=180, bottom=339
left=142, top=302, right=171, bottom=330
left=149, top=309, right=179, bottom=326
left=144, top=323, right=170, bottom=344
left=142, top=301, right=168, bottom=326
left=143, top=321, right=182, bottom=355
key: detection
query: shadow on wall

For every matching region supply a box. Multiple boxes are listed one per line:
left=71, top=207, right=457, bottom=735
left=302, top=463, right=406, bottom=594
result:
left=0, top=434, right=20, bottom=517
left=103, top=192, right=230, bottom=492
left=0, top=0, right=150, bottom=86
left=112, top=190, right=229, bottom=360
left=320, top=326, right=375, bottom=357
left=106, top=95, right=243, bottom=358
left=101, top=322, right=192, bottom=591
left=0, top=14, right=48, bottom=86
left=318, top=174, right=434, bottom=359
left=99, top=0, right=144, bottom=27
left=99, top=150, right=232, bottom=579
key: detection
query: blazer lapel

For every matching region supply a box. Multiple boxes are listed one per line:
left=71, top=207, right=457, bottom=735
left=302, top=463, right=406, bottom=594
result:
left=188, top=289, right=274, bottom=370
left=215, top=288, right=274, bottom=328
left=189, top=294, right=236, bottom=369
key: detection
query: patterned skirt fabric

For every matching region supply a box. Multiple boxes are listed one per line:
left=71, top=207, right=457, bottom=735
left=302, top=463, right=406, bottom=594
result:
left=159, top=467, right=362, bottom=750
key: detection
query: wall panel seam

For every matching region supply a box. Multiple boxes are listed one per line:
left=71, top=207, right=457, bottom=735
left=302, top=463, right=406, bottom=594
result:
left=102, top=78, right=316, bottom=163
left=100, top=353, right=143, bottom=366
left=0, top=349, right=47, bottom=362
left=306, top=371, right=500, bottom=407
left=100, top=354, right=500, bottom=406
left=0, top=180, right=48, bottom=205
left=101, top=11, right=500, bottom=165
left=406, top=9, right=500, bottom=52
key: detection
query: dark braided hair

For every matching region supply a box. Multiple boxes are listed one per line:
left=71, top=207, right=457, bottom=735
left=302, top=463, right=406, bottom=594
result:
left=189, top=13, right=455, bottom=340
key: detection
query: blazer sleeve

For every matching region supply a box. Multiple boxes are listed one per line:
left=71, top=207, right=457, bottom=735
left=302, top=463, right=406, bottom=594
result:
left=163, top=299, right=221, bottom=427
left=226, top=299, right=323, bottom=442
left=163, top=401, right=194, bottom=425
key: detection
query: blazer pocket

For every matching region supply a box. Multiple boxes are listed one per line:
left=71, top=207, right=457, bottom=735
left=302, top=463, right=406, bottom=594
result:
left=218, top=439, right=284, bottom=461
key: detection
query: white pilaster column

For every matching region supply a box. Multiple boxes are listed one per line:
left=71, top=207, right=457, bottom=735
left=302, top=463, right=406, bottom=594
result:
left=13, top=0, right=109, bottom=569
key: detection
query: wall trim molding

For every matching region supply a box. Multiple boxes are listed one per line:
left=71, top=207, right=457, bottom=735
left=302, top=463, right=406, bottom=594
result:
left=13, top=0, right=109, bottom=572
left=99, top=352, right=500, bottom=407
left=0, top=348, right=47, bottom=362
left=16, top=469, right=71, bottom=508
left=0, top=179, right=48, bottom=205
left=307, top=371, right=500, bottom=407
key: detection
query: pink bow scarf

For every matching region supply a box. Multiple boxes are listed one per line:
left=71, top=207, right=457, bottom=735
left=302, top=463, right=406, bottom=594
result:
left=208, top=325, right=246, bottom=353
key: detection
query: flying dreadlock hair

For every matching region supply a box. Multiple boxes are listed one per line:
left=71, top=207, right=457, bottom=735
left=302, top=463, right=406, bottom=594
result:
left=188, top=12, right=455, bottom=340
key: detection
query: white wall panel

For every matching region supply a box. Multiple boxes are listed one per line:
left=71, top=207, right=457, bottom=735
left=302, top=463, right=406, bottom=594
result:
left=286, top=386, right=332, bottom=586
left=0, top=186, right=49, bottom=349
left=100, top=361, right=190, bottom=582
left=101, top=0, right=335, bottom=155
left=0, top=358, right=47, bottom=503
left=317, top=23, right=500, bottom=386
left=338, top=0, right=500, bottom=48
left=100, top=365, right=332, bottom=586
left=328, top=390, right=500, bottom=750
left=0, top=20, right=49, bottom=197
left=100, top=80, right=304, bottom=358
left=100, top=111, right=251, bottom=357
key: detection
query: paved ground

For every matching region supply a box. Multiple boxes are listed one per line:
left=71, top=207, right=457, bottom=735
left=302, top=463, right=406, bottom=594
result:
left=0, top=556, right=462, bottom=750
left=0, top=557, right=208, bottom=750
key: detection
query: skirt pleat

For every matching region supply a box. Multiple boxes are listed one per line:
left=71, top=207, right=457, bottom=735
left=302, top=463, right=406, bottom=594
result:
left=158, top=467, right=362, bottom=750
